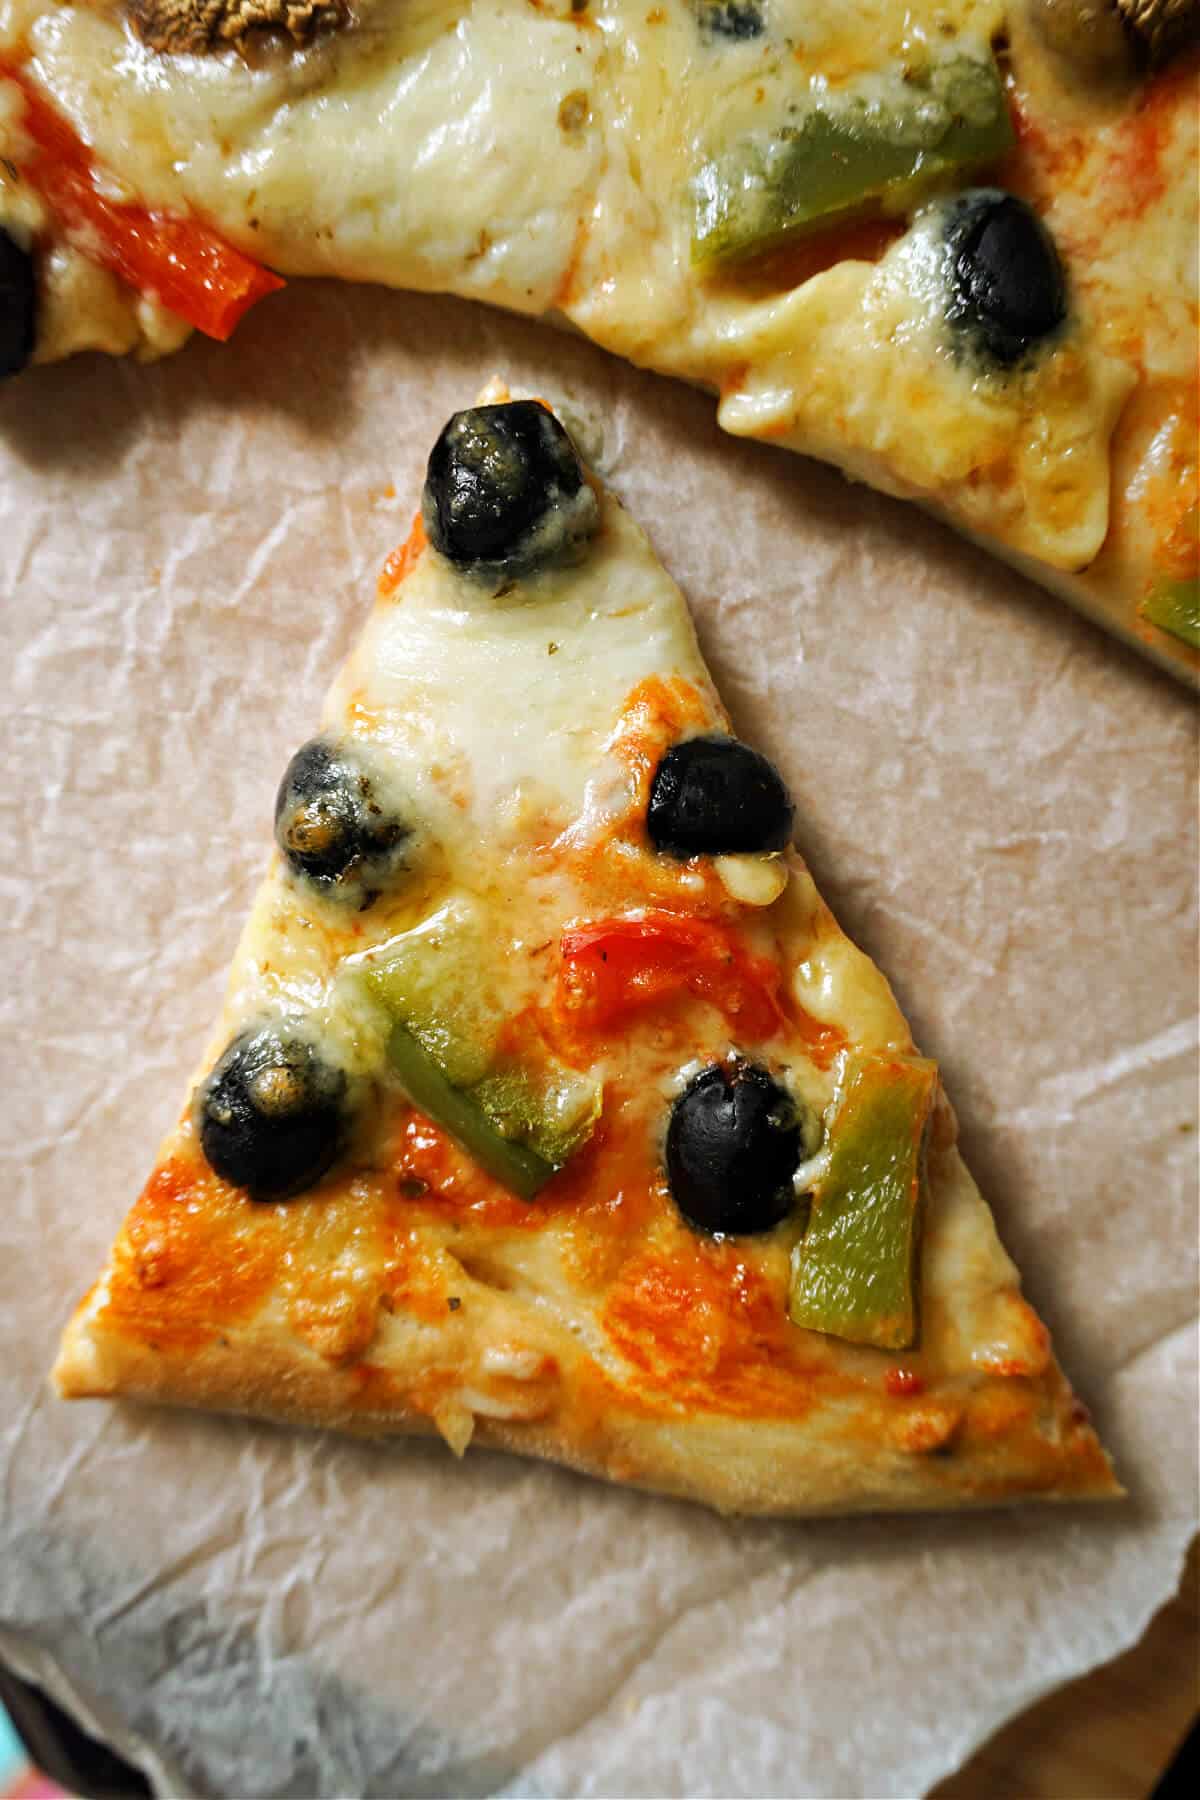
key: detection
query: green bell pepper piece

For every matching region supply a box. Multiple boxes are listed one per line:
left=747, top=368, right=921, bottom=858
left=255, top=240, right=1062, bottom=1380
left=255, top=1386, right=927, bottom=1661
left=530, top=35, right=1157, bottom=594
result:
left=471, top=1065, right=602, bottom=1169
left=788, top=1052, right=937, bottom=1350
left=365, top=924, right=493, bottom=1088
left=386, top=1023, right=556, bottom=1201
left=692, top=53, right=1014, bottom=268
left=1141, top=577, right=1200, bottom=652
left=366, top=931, right=601, bottom=1197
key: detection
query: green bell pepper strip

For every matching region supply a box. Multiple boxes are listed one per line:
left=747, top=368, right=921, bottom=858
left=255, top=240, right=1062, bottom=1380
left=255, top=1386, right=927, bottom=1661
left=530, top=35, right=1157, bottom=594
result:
left=385, top=1023, right=556, bottom=1200
left=366, top=941, right=600, bottom=1197
left=1141, top=577, right=1200, bottom=652
left=788, top=1052, right=938, bottom=1350
left=365, top=932, right=493, bottom=1089
left=471, top=1065, right=602, bottom=1169
left=692, top=53, right=1014, bottom=268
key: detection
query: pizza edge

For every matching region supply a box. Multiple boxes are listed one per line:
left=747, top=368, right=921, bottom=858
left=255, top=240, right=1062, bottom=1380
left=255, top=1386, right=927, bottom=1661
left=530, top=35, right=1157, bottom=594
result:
left=52, top=1134, right=1121, bottom=1519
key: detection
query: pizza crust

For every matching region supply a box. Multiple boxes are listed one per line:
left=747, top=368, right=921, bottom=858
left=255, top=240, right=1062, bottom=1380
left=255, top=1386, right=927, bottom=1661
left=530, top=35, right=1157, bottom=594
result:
left=53, top=1135, right=1119, bottom=1516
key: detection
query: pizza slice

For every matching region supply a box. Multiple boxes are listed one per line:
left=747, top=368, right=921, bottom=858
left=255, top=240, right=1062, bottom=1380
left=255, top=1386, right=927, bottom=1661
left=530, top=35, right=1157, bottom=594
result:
left=0, top=2, right=1196, bottom=679
left=53, top=386, right=1119, bottom=1515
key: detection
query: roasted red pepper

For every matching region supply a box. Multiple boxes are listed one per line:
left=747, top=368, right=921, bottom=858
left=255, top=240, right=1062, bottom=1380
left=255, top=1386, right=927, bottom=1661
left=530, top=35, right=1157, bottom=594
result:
left=0, top=54, right=283, bottom=340
left=559, top=910, right=784, bottom=1041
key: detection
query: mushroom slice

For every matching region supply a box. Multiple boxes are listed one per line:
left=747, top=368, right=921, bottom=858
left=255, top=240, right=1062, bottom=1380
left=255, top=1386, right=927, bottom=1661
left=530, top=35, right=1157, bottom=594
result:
left=1118, top=0, right=1200, bottom=63
left=127, top=0, right=349, bottom=56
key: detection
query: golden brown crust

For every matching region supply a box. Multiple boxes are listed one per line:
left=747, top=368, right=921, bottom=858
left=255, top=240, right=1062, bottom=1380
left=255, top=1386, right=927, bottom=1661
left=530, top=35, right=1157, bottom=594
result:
left=52, top=1304, right=1119, bottom=1518
left=53, top=1139, right=1121, bottom=1518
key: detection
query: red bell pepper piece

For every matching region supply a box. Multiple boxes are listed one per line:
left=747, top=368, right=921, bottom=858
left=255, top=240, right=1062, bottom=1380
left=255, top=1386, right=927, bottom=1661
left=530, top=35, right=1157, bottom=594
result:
left=0, top=54, right=284, bottom=340
left=559, top=910, right=784, bottom=1041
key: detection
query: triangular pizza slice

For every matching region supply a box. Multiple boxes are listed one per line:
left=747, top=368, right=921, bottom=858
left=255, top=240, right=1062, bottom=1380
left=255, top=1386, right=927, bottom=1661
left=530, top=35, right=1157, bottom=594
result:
left=54, top=387, right=1118, bottom=1515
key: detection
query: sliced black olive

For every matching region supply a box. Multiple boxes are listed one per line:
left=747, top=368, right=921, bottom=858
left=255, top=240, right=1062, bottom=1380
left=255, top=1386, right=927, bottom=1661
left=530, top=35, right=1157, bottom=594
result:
left=421, top=401, right=598, bottom=582
left=0, top=226, right=37, bottom=382
left=666, top=1062, right=802, bottom=1236
left=198, top=1026, right=349, bottom=1199
left=648, top=736, right=794, bottom=858
left=696, top=1, right=767, bottom=41
left=275, top=737, right=411, bottom=900
left=946, top=190, right=1067, bottom=368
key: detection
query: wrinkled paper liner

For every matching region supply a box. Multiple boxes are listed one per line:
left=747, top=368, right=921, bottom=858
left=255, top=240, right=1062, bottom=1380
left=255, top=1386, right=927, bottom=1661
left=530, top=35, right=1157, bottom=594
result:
left=1, top=283, right=1196, bottom=1799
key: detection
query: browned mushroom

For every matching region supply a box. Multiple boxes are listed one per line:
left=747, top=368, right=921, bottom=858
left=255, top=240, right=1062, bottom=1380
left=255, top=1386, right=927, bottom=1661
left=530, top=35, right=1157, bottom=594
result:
left=1030, top=0, right=1198, bottom=72
left=1118, top=0, right=1200, bottom=62
left=1028, top=0, right=1138, bottom=73
left=127, top=0, right=348, bottom=56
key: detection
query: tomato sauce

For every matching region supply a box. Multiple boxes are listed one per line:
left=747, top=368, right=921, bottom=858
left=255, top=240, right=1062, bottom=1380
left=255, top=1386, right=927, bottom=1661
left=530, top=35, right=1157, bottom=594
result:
left=103, top=1154, right=286, bottom=1351
left=601, top=1239, right=851, bottom=1420
left=378, top=513, right=428, bottom=598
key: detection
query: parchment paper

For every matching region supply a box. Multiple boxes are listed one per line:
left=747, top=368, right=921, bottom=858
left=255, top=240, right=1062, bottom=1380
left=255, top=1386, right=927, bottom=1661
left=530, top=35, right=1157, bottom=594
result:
left=1, top=283, right=1196, bottom=1800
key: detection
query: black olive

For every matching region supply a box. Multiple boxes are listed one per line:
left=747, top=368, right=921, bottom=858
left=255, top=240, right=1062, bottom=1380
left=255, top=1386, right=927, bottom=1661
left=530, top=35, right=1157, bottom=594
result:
left=697, top=1, right=766, bottom=40
left=666, top=1062, right=802, bottom=1236
left=421, top=400, right=598, bottom=581
left=0, top=226, right=37, bottom=382
left=647, top=736, right=794, bottom=857
left=275, top=737, right=410, bottom=899
left=198, top=1026, right=348, bottom=1199
left=947, top=191, right=1067, bottom=368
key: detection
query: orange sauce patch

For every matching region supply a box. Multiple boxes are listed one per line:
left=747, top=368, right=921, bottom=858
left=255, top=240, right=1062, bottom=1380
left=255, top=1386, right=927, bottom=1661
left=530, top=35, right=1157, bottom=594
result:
left=103, top=1155, right=286, bottom=1351
left=608, top=675, right=719, bottom=806
left=784, top=1002, right=848, bottom=1071
left=1005, top=51, right=1198, bottom=232
left=381, top=1100, right=851, bottom=1430
left=885, top=1366, right=926, bottom=1398
left=1110, top=50, right=1200, bottom=220
left=378, top=513, right=427, bottom=598
left=103, top=1148, right=445, bottom=1362
left=390, top=1113, right=547, bottom=1234
left=1002, top=80, right=1086, bottom=203
left=553, top=1114, right=664, bottom=1290
left=519, top=672, right=737, bottom=928
left=601, top=1238, right=846, bottom=1420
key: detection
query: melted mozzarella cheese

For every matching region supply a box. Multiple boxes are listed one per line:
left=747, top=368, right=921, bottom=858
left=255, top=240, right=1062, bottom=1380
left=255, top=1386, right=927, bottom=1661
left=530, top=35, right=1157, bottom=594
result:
left=712, top=208, right=1134, bottom=568
left=202, top=447, right=874, bottom=1151
left=9, top=0, right=606, bottom=309
left=329, top=490, right=715, bottom=842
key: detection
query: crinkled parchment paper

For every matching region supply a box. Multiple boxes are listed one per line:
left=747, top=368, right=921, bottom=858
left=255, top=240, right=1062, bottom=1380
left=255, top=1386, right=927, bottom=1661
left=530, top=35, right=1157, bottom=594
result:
left=1, top=285, right=1197, bottom=1800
